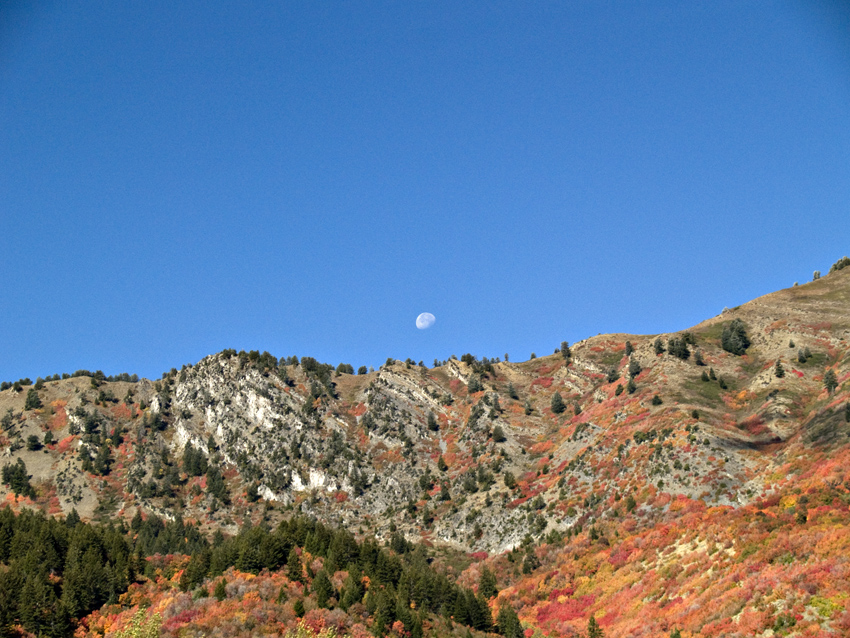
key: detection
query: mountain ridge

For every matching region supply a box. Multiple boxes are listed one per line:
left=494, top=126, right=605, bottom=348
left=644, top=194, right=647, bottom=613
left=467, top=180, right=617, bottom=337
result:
left=1, top=266, right=849, bottom=637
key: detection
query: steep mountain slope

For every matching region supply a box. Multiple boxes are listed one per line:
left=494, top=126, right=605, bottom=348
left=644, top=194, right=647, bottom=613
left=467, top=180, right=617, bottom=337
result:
left=1, top=268, right=849, bottom=551
left=1, top=266, right=849, bottom=637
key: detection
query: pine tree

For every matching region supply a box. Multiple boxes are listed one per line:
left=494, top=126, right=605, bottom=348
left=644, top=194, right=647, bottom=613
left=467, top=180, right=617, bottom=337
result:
left=313, top=569, right=333, bottom=608
left=824, top=369, right=838, bottom=393
left=2, top=459, right=34, bottom=498
left=624, top=341, right=633, bottom=356
left=587, top=615, right=604, bottom=638
left=654, top=338, right=665, bottom=355
left=496, top=604, right=523, bottom=638
left=560, top=341, right=572, bottom=360
left=427, top=412, right=439, bottom=431
left=24, top=388, right=42, bottom=411
left=774, top=360, right=785, bottom=378
left=214, top=578, right=227, bottom=601
left=479, top=566, right=498, bottom=599
left=340, top=570, right=364, bottom=609
left=286, top=548, right=303, bottom=583
left=628, top=359, right=642, bottom=378
left=721, top=319, right=750, bottom=355
left=550, top=392, right=566, bottom=414
left=626, top=379, right=637, bottom=394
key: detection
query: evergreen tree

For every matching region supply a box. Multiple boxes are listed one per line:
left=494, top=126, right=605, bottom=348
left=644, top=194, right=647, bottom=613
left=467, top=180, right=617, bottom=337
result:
left=606, top=367, right=619, bottom=383
left=560, top=341, right=572, bottom=360
left=624, top=341, right=633, bottom=356
left=427, top=412, right=439, bottom=432
left=774, top=360, right=785, bottom=378
left=701, top=370, right=710, bottom=382
left=479, top=566, right=498, bottom=599
left=824, top=369, right=838, bottom=393
left=628, top=359, right=642, bottom=378
left=24, top=388, right=42, bottom=410
left=313, top=569, right=333, bottom=608
left=206, top=465, right=228, bottom=502
left=550, top=392, right=566, bottom=414
left=587, top=615, right=604, bottom=638
left=286, top=547, right=303, bottom=583
left=373, top=589, right=396, bottom=635
left=2, top=459, right=34, bottom=498
left=508, top=382, right=519, bottom=399
left=214, top=578, right=227, bottom=601
left=721, top=319, right=750, bottom=355
left=653, top=338, right=665, bottom=355
left=180, top=549, right=211, bottom=591
left=496, top=604, right=523, bottom=638
left=340, top=570, right=364, bottom=609
left=524, top=400, right=533, bottom=415
left=626, top=379, right=637, bottom=394
left=667, top=338, right=691, bottom=360
left=492, top=425, right=506, bottom=443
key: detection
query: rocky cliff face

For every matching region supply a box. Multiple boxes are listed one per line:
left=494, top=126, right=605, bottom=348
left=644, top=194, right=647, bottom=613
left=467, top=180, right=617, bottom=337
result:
left=1, top=268, right=849, bottom=552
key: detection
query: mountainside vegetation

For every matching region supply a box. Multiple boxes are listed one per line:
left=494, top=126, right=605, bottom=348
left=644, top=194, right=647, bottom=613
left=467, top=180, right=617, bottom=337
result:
left=1, top=265, right=850, bottom=637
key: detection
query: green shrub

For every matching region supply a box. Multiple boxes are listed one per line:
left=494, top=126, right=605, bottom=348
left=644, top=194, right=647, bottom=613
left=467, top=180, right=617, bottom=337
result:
left=828, top=255, right=850, bottom=273
left=492, top=425, right=506, bottom=443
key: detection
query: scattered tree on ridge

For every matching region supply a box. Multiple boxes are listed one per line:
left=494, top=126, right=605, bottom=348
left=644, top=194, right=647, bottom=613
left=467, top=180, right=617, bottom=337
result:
left=721, top=318, right=750, bottom=355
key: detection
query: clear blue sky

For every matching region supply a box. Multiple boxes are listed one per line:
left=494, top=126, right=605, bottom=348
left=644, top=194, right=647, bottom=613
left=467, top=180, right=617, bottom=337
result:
left=1, top=1, right=849, bottom=381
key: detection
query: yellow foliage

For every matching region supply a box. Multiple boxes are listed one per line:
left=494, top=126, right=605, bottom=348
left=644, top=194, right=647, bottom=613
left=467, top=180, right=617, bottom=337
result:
left=110, top=609, right=161, bottom=638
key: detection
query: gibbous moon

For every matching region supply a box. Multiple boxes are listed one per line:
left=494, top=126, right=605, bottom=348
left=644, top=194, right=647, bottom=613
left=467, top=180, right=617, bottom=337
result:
left=416, top=312, right=435, bottom=329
